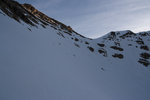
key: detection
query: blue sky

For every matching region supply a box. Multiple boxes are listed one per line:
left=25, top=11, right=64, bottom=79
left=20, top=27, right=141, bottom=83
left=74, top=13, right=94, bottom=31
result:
left=18, top=0, right=150, bottom=38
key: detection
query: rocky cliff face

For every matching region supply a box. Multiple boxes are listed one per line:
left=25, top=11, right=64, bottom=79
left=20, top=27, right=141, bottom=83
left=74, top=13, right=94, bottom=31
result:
left=22, top=3, right=73, bottom=32
left=0, top=0, right=46, bottom=27
left=0, top=0, right=74, bottom=33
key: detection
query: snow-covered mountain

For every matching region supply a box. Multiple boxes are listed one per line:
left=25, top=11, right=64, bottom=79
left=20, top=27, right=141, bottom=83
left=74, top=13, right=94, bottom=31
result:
left=0, top=0, right=150, bottom=100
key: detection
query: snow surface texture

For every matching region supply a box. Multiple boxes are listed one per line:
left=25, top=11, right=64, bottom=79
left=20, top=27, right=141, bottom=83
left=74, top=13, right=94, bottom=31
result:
left=0, top=0, right=150, bottom=100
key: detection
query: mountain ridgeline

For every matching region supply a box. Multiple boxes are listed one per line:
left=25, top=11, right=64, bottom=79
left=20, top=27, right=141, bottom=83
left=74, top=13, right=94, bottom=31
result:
left=0, top=0, right=150, bottom=67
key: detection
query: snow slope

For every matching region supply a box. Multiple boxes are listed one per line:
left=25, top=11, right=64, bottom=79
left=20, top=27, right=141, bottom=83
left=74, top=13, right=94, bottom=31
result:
left=0, top=0, right=150, bottom=100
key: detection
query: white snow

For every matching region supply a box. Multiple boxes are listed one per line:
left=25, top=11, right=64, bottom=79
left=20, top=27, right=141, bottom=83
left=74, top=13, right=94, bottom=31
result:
left=0, top=12, right=150, bottom=100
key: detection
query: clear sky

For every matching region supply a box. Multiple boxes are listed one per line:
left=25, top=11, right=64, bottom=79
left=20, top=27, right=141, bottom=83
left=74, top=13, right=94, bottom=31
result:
left=17, top=0, right=150, bottom=38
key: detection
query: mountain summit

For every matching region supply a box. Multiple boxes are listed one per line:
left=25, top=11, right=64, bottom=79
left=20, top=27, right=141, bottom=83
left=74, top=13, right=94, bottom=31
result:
left=0, top=0, right=150, bottom=100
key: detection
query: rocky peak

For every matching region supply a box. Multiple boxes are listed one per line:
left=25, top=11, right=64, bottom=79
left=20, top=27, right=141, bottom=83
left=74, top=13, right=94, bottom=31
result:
left=22, top=3, right=74, bottom=32
left=0, top=0, right=47, bottom=27
left=0, top=0, right=74, bottom=33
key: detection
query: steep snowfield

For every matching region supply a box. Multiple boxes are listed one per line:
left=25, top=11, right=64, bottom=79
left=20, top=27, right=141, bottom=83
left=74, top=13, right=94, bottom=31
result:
left=0, top=0, right=150, bottom=100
